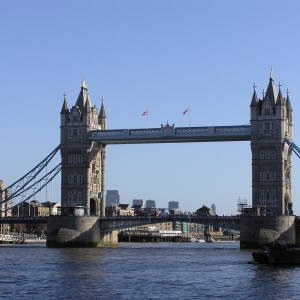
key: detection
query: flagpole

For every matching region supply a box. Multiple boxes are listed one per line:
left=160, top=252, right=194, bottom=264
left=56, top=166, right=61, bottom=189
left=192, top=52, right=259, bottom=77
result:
left=147, top=108, right=148, bottom=129
left=188, top=107, right=190, bottom=128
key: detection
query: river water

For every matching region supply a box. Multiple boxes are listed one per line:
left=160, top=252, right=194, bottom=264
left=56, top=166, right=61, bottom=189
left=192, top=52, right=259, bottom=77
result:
left=0, top=241, right=299, bottom=300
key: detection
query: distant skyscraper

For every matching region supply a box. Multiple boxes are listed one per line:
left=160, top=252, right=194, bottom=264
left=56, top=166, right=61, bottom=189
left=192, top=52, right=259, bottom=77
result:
left=211, top=204, right=216, bottom=216
left=168, top=201, right=179, bottom=210
left=106, top=190, right=120, bottom=207
left=132, top=199, right=145, bottom=207
left=146, top=199, right=156, bottom=208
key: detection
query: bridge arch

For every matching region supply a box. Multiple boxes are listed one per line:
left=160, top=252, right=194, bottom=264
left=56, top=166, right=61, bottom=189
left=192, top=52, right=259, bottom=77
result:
left=89, top=197, right=99, bottom=216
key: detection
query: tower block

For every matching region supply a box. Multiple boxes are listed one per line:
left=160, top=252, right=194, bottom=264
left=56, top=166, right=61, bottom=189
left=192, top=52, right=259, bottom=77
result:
left=250, top=72, right=293, bottom=216
left=60, top=80, right=107, bottom=217
left=240, top=72, right=295, bottom=249
left=47, top=80, right=117, bottom=247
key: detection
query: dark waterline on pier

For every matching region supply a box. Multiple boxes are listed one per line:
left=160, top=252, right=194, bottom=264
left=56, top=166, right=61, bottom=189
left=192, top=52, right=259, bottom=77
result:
left=0, top=242, right=299, bottom=299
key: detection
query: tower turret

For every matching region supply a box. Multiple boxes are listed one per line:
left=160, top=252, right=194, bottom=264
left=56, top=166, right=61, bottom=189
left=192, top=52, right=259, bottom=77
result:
left=60, top=80, right=105, bottom=216
left=250, top=72, right=293, bottom=216
left=98, top=96, right=107, bottom=130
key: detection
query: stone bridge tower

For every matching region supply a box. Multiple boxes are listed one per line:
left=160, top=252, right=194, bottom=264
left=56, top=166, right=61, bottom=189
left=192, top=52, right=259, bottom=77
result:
left=60, top=80, right=107, bottom=216
left=250, top=71, right=293, bottom=216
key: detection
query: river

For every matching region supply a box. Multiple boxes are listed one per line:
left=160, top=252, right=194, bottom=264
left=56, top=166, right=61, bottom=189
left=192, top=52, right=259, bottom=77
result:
left=0, top=241, right=299, bottom=299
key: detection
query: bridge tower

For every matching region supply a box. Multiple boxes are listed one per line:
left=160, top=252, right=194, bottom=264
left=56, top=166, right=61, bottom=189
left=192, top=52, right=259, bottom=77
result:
left=240, top=72, right=295, bottom=249
left=250, top=71, right=293, bottom=216
left=60, top=80, right=107, bottom=216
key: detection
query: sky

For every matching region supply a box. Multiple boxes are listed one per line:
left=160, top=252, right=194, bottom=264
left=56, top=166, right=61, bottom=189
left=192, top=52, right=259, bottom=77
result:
left=1, top=0, right=300, bottom=215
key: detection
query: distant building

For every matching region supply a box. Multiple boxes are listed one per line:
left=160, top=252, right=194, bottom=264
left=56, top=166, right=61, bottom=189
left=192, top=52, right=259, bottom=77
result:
left=12, top=201, right=50, bottom=217
left=43, top=201, right=60, bottom=215
left=195, top=205, right=213, bottom=216
left=117, top=204, right=134, bottom=216
left=168, top=201, right=179, bottom=210
left=146, top=199, right=156, bottom=208
left=106, top=190, right=120, bottom=207
left=132, top=199, right=145, bottom=208
left=0, top=180, right=11, bottom=218
left=211, top=204, right=216, bottom=216
left=0, top=180, right=11, bottom=234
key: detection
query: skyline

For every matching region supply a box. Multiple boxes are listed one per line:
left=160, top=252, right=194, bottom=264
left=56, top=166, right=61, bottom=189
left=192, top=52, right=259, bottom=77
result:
left=1, top=1, right=300, bottom=215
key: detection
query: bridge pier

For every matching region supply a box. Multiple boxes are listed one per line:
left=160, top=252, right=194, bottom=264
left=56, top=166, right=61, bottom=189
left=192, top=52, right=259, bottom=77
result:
left=46, top=216, right=118, bottom=247
left=240, top=215, right=296, bottom=249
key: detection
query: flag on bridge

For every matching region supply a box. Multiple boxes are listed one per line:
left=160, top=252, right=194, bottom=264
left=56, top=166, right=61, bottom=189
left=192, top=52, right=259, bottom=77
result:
left=183, top=108, right=189, bottom=115
left=142, top=110, right=148, bottom=116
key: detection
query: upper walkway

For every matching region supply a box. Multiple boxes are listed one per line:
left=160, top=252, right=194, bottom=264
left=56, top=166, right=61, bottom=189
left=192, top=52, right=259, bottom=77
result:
left=90, top=124, right=251, bottom=144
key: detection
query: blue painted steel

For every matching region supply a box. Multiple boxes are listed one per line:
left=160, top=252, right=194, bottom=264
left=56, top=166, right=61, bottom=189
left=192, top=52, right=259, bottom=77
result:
left=89, top=125, right=251, bottom=144
left=0, top=164, right=61, bottom=212
left=0, top=145, right=61, bottom=213
left=285, top=138, right=300, bottom=159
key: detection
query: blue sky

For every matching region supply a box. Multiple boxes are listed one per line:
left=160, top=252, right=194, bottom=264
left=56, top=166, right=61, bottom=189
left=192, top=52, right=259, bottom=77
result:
left=1, top=1, right=300, bottom=215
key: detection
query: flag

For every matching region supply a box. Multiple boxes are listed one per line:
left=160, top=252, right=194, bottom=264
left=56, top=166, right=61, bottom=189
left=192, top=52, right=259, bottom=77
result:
left=142, top=110, right=148, bottom=116
left=183, top=108, right=189, bottom=115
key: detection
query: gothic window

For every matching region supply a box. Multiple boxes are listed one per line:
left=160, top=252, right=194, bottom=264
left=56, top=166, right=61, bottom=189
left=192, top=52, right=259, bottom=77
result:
left=74, top=155, right=78, bottom=163
left=68, top=192, right=72, bottom=201
left=271, top=172, right=276, bottom=181
left=271, top=190, right=276, bottom=195
left=266, top=152, right=270, bottom=159
left=68, top=176, right=73, bottom=184
left=260, top=172, right=276, bottom=181
left=260, top=151, right=264, bottom=159
left=68, top=155, right=72, bottom=163
left=260, top=190, right=265, bottom=195
left=272, top=122, right=275, bottom=130
left=271, top=151, right=276, bottom=159
left=73, top=115, right=78, bottom=122
left=78, top=192, right=82, bottom=202
left=260, top=123, right=263, bottom=130
left=265, top=123, right=270, bottom=130
left=72, top=129, right=78, bottom=136
left=265, top=108, right=270, bottom=115
left=260, top=200, right=266, bottom=206
left=79, top=155, right=82, bottom=163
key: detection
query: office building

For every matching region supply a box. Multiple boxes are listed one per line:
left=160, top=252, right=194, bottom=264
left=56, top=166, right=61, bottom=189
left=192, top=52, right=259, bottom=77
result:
left=146, top=199, right=156, bottom=208
left=168, top=201, right=179, bottom=210
left=106, top=190, right=120, bottom=207
left=132, top=199, right=145, bottom=208
left=211, top=204, right=216, bottom=216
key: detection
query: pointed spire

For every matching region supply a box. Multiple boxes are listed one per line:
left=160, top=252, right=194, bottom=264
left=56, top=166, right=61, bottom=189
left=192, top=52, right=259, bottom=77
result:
left=99, top=96, right=106, bottom=118
left=270, top=66, right=274, bottom=81
left=76, top=78, right=92, bottom=112
left=250, top=83, right=259, bottom=107
left=265, top=69, right=277, bottom=105
left=276, top=82, right=284, bottom=105
left=60, top=92, right=69, bottom=114
left=98, top=96, right=107, bottom=129
left=286, top=88, right=292, bottom=111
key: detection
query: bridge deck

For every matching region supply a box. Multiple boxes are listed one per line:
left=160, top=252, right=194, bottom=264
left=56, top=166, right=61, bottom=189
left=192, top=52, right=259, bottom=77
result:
left=90, top=125, right=251, bottom=144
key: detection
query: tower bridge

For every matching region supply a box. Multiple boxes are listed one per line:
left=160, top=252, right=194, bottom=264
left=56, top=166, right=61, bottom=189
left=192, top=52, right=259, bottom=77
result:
left=1, top=71, right=297, bottom=248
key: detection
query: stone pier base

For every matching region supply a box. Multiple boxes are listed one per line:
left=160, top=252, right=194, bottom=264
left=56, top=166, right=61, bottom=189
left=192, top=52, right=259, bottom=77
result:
left=46, top=216, right=118, bottom=248
left=240, top=215, right=296, bottom=249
